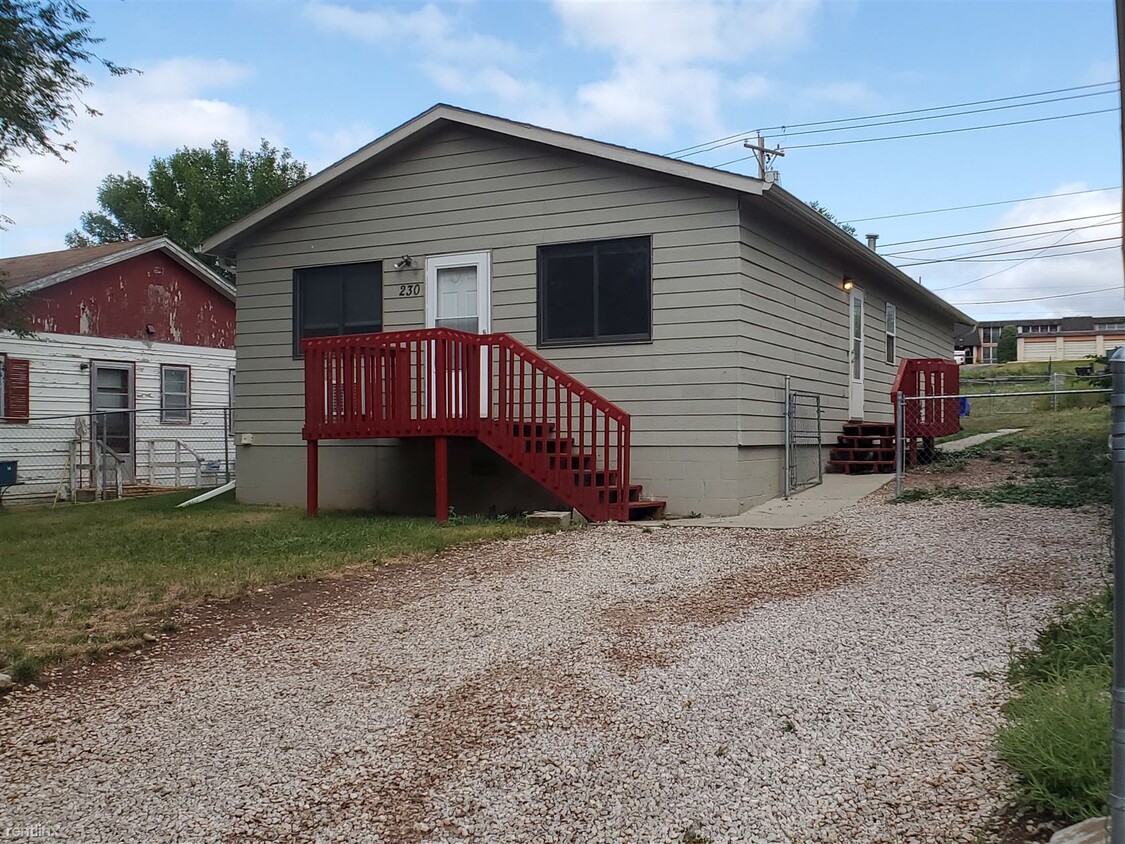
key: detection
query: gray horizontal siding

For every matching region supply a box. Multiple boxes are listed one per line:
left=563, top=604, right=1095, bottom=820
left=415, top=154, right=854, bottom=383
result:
left=234, top=124, right=742, bottom=449
left=735, top=201, right=955, bottom=445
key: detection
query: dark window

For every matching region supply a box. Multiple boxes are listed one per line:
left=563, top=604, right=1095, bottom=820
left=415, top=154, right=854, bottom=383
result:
left=294, top=262, right=383, bottom=354
left=538, top=236, right=651, bottom=346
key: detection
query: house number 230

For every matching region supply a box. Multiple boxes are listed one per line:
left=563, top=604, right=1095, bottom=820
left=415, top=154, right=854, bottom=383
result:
left=397, top=283, right=421, bottom=297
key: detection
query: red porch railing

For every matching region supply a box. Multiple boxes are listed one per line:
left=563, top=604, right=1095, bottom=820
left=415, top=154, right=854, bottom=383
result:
left=891, top=357, right=961, bottom=438
left=301, top=328, right=634, bottom=522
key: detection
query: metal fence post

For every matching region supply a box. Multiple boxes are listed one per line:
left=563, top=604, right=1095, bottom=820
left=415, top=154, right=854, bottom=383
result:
left=895, top=391, right=905, bottom=498
left=783, top=376, right=792, bottom=499
left=1110, top=346, right=1125, bottom=842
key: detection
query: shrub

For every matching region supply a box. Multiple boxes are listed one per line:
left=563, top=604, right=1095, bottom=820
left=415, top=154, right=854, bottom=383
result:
left=999, top=591, right=1113, bottom=823
left=997, top=664, right=1110, bottom=822
left=997, top=325, right=1018, bottom=363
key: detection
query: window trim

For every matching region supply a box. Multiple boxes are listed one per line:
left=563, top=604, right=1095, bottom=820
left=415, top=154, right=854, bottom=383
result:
left=160, top=364, right=192, bottom=424
left=0, top=353, right=6, bottom=420
left=292, top=260, right=385, bottom=357
left=885, top=302, right=897, bottom=365
left=536, top=235, right=653, bottom=348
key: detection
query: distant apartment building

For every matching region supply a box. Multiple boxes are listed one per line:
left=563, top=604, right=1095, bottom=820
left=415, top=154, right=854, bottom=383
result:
left=955, top=316, right=1125, bottom=364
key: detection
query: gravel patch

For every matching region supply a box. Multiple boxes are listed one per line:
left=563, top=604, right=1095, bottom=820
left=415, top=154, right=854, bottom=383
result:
left=0, top=496, right=1108, bottom=843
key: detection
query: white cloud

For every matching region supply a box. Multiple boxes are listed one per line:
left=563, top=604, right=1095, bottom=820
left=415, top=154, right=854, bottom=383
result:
left=924, top=185, right=1124, bottom=320
left=534, top=0, right=820, bottom=142
left=0, top=57, right=277, bottom=257
left=302, top=2, right=531, bottom=102
left=799, top=80, right=881, bottom=110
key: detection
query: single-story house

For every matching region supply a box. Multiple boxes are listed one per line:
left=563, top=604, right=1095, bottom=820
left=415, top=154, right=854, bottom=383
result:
left=0, top=237, right=236, bottom=502
left=203, top=104, right=971, bottom=519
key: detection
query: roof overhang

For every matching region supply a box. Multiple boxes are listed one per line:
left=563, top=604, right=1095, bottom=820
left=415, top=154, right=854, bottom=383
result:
left=16, top=237, right=235, bottom=301
left=202, top=104, right=768, bottom=258
left=757, top=185, right=976, bottom=327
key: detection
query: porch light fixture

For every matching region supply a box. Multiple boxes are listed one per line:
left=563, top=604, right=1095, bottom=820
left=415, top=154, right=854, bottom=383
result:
left=842, top=276, right=855, bottom=292
left=393, top=255, right=414, bottom=269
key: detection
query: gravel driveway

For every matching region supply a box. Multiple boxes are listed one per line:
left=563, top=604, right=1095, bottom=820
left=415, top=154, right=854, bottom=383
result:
left=0, top=494, right=1108, bottom=843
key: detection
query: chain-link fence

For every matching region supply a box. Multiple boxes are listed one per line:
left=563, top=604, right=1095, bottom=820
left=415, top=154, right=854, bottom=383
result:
left=0, top=407, right=234, bottom=506
left=893, top=387, right=1110, bottom=496
left=784, top=376, right=823, bottom=498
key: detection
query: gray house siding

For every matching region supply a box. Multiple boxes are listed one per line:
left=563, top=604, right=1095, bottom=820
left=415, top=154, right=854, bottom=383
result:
left=733, top=202, right=954, bottom=504
left=234, top=125, right=750, bottom=515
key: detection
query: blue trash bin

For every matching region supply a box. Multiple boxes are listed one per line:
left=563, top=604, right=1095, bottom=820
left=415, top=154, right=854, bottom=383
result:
left=0, top=460, right=16, bottom=486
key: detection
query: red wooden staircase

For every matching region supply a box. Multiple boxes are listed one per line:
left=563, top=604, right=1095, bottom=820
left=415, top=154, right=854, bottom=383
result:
left=827, top=358, right=962, bottom=475
left=301, top=328, right=665, bottom=522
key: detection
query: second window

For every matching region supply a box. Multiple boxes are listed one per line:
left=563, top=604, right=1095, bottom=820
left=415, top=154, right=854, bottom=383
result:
left=538, top=236, right=652, bottom=346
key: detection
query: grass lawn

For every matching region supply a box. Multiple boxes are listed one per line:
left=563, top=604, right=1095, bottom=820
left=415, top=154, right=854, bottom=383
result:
left=0, top=491, right=545, bottom=681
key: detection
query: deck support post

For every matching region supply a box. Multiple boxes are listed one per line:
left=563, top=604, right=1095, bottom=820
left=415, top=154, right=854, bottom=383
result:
left=435, top=436, right=449, bottom=523
left=306, top=439, right=319, bottom=517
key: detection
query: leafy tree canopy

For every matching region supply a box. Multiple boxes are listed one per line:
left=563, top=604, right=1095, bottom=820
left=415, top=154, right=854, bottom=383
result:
left=997, top=325, right=1018, bottom=363
left=66, top=139, right=310, bottom=276
left=807, top=200, right=858, bottom=238
left=0, top=0, right=133, bottom=175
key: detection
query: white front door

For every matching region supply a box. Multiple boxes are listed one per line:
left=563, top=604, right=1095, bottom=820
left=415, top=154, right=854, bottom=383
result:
left=425, top=253, right=491, bottom=417
left=848, top=287, right=866, bottom=420
left=425, top=252, right=491, bottom=334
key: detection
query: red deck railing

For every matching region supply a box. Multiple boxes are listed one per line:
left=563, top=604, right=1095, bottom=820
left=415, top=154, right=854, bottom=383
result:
left=891, top=357, right=961, bottom=438
left=301, top=328, right=632, bottom=521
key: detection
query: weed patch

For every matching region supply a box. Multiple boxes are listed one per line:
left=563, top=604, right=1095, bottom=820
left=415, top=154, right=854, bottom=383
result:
left=999, top=591, right=1113, bottom=823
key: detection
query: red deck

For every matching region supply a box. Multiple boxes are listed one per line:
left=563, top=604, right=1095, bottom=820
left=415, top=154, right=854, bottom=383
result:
left=301, top=329, right=664, bottom=522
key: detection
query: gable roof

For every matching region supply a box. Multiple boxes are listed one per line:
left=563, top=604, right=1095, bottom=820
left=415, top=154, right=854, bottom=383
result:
left=201, top=103, right=971, bottom=325
left=0, top=236, right=235, bottom=301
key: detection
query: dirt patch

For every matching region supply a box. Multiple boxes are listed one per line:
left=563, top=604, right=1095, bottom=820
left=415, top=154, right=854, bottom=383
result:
left=601, top=531, right=868, bottom=670
left=233, top=659, right=612, bottom=843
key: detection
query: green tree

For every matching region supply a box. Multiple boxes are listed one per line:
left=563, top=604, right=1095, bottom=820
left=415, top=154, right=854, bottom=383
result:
left=997, top=325, right=1018, bottom=363
left=66, top=139, right=310, bottom=276
left=1, top=0, right=132, bottom=334
left=807, top=200, right=858, bottom=238
left=0, top=0, right=133, bottom=176
left=0, top=282, right=34, bottom=336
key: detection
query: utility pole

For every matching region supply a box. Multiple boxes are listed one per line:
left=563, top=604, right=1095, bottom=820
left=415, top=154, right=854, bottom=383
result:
left=742, top=134, right=785, bottom=182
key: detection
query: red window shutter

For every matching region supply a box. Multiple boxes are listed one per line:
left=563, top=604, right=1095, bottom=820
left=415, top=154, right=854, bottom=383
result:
left=4, top=358, right=30, bottom=423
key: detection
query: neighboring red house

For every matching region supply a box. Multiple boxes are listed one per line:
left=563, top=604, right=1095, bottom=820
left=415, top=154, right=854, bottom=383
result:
left=0, top=237, right=237, bottom=503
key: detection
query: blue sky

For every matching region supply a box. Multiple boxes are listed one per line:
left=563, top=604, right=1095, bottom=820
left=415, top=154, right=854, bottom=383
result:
left=0, top=0, right=1120, bottom=321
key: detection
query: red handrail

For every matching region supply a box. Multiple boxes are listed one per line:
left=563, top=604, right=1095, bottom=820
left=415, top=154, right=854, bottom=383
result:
left=301, top=329, right=632, bottom=520
left=891, top=358, right=961, bottom=438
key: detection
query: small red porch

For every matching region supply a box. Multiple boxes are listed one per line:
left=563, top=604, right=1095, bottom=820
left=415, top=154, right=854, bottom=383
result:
left=300, top=328, right=666, bottom=522
left=827, top=358, right=961, bottom=474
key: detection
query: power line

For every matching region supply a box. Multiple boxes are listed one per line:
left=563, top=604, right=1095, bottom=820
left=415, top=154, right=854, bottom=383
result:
left=714, top=108, right=1118, bottom=165
left=929, top=233, right=1078, bottom=292
left=841, top=186, right=1121, bottom=224
left=704, top=90, right=1119, bottom=159
left=947, top=285, right=1123, bottom=306
left=666, top=80, right=1118, bottom=158
left=879, top=213, right=1121, bottom=248
left=881, top=219, right=1121, bottom=256
left=894, top=239, right=1120, bottom=266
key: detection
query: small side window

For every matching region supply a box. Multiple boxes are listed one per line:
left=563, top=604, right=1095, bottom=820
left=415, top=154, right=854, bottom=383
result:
left=885, top=303, right=897, bottom=365
left=161, top=365, right=191, bottom=423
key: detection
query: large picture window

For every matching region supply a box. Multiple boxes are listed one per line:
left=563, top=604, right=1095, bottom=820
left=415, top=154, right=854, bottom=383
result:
left=293, top=261, right=383, bottom=355
left=537, top=236, right=651, bottom=346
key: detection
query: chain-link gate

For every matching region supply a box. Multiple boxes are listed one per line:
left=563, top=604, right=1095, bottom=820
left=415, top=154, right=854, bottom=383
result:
left=784, top=376, right=823, bottom=498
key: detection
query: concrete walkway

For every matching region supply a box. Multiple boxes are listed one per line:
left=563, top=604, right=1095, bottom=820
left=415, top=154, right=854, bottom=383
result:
left=937, top=428, right=1021, bottom=453
left=662, top=472, right=893, bottom=529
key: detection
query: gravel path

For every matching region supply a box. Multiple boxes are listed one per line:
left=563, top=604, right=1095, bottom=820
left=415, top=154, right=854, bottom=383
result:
left=0, top=495, right=1108, bottom=844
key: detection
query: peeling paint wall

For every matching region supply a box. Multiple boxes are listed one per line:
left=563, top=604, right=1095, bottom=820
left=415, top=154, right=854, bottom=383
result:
left=24, top=252, right=235, bottom=348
